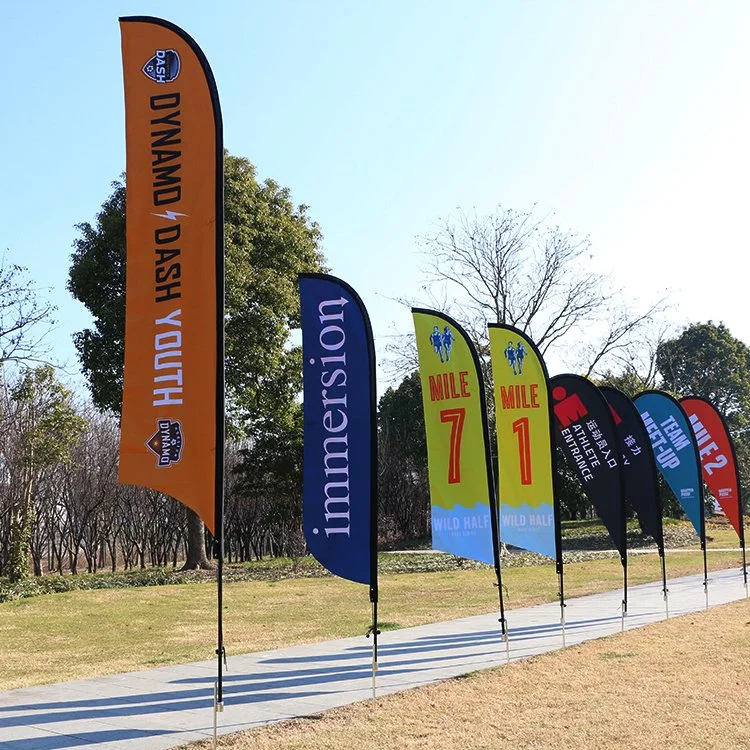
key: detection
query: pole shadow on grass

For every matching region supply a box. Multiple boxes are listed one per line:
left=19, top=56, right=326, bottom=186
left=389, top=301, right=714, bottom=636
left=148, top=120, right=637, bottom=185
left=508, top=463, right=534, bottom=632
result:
left=0, top=649, right=501, bottom=729
left=257, top=613, right=630, bottom=667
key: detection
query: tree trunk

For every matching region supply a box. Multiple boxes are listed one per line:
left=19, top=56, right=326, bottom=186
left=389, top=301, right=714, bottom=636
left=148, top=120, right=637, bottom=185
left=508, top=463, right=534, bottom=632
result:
left=181, top=508, right=213, bottom=570
left=8, top=472, right=34, bottom=582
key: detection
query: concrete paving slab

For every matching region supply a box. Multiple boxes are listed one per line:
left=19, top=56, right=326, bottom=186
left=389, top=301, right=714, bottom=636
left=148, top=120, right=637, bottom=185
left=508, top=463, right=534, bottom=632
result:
left=1, top=565, right=748, bottom=749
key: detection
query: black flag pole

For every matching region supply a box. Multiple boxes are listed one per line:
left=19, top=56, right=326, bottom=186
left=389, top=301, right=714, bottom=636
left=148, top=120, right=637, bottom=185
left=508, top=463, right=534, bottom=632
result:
left=214, top=90, right=226, bottom=717
left=734, top=448, right=747, bottom=596
left=702, top=536, right=709, bottom=610
left=487, top=459, right=509, bottom=642
left=368, top=594, right=379, bottom=699
left=620, top=475, right=627, bottom=632
left=735, top=444, right=747, bottom=596
left=214, top=174, right=226, bottom=718
left=621, top=552, right=627, bottom=632
left=552, top=450, right=566, bottom=647
left=699, top=485, right=708, bottom=610
left=660, top=548, right=669, bottom=618
left=365, top=294, right=380, bottom=699
left=657, top=475, right=669, bottom=619
left=702, top=539, right=709, bottom=609
left=366, top=514, right=379, bottom=701
left=489, top=507, right=510, bottom=663
left=739, top=484, right=748, bottom=596
left=699, top=465, right=708, bottom=612
left=735, top=452, right=747, bottom=597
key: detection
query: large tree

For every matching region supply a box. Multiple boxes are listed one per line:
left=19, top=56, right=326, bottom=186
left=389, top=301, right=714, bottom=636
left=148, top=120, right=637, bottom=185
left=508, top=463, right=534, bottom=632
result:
left=68, top=153, right=324, bottom=428
left=657, top=322, right=750, bottom=421
left=656, top=321, right=750, bottom=513
left=67, top=153, right=325, bottom=567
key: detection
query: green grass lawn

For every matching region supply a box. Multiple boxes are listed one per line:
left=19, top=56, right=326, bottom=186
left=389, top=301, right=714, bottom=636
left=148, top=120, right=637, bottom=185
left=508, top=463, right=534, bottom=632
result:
left=0, top=547, right=742, bottom=691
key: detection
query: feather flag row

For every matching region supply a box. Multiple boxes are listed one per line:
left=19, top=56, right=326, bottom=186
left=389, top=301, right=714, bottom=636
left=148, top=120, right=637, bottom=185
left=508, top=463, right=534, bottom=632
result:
left=115, top=18, right=746, bottom=722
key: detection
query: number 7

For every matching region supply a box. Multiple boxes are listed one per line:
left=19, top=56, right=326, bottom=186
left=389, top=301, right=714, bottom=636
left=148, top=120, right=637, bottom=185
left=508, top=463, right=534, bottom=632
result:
left=440, top=407, right=466, bottom=484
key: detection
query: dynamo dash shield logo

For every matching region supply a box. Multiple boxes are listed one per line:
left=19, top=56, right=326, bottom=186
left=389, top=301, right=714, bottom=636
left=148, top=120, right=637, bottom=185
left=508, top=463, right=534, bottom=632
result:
left=146, top=419, right=184, bottom=467
left=142, top=49, right=181, bottom=84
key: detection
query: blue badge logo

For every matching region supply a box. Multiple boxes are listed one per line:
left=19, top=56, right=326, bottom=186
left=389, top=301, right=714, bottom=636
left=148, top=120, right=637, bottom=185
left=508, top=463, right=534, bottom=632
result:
left=143, top=50, right=181, bottom=84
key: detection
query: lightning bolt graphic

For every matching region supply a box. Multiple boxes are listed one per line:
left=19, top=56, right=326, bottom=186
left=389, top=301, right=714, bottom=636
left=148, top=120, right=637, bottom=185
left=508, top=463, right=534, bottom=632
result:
left=152, top=210, right=188, bottom=221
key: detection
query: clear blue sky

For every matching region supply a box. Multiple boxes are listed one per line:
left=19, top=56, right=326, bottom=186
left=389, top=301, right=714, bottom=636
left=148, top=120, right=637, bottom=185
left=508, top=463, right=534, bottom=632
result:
left=1, top=1, right=749, bottom=393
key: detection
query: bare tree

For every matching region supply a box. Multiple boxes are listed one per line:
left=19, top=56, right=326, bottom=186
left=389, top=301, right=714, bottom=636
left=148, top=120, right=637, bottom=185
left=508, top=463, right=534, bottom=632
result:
left=0, top=254, right=56, bottom=366
left=395, top=205, right=667, bottom=376
left=0, top=366, right=86, bottom=581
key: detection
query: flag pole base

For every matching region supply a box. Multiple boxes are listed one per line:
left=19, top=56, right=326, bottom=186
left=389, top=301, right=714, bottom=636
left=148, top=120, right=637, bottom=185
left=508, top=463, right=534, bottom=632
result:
left=366, top=618, right=380, bottom=701
left=704, top=579, right=709, bottom=611
left=501, top=618, right=511, bottom=665
left=561, top=606, right=567, bottom=649
left=213, top=681, right=224, bottom=750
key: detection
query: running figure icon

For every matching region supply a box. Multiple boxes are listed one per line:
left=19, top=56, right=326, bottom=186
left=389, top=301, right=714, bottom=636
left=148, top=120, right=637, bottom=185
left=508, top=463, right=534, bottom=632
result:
left=430, top=325, right=444, bottom=362
left=504, top=340, right=518, bottom=374
left=442, top=326, right=455, bottom=362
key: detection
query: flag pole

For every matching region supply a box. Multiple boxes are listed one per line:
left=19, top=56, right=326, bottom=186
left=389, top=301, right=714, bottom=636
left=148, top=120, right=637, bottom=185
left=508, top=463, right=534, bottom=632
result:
left=553, top=480, right=565, bottom=647
left=702, top=538, right=709, bottom=611
left=213, top=81, right=226, bottom=714
left=660, top=548, right=669, bottom=619
left=481, top=389, right=508, bottom=650
left=621, top=552, right=627, bottom=633
left=558, top=566, right=566, bottom=648
left=367, top=596, right=379, bottom=699
left=621, top=492, right=627, bottom=632
left=737, top=466, right=747, bottom=597
left=551, top=405, right=565, bottom=649
left=488, top=452, right=509, bottom=650
left=700, top=481, right=708, bottom=611
left=737, top=477, right=747, bottom=597
left=366, top=297, right=379, bottom=700
left=496, top=553, right=510, bottom=664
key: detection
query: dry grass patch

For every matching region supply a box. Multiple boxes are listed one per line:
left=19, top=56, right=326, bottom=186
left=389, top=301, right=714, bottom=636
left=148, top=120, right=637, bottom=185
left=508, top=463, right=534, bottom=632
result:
left=0, top=551, right=742, bottom=690
left=184, top=598, right=750, bottom=750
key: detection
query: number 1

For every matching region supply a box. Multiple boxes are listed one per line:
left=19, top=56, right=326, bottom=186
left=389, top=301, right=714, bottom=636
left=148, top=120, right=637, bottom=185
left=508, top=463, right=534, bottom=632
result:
left=513, top=416, right=532, bottom=485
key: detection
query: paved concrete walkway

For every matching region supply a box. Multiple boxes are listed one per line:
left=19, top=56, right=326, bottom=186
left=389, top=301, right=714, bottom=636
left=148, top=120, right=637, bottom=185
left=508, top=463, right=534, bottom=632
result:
left=1, top=566, right=748, bottom=750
